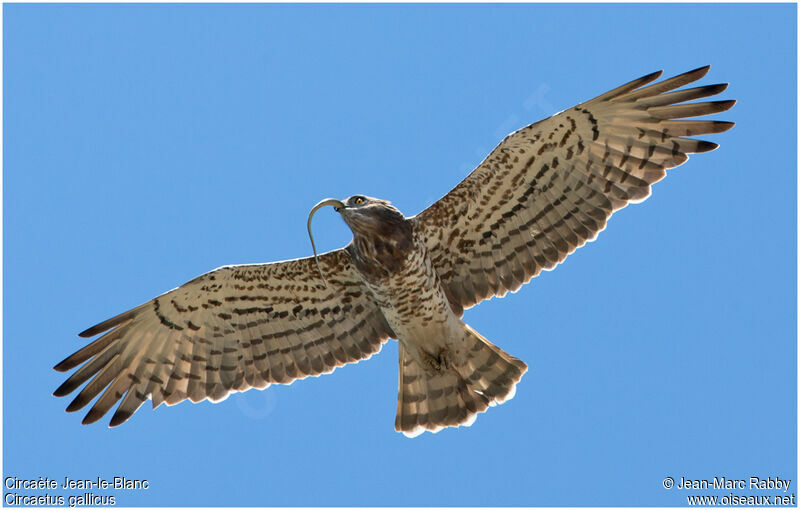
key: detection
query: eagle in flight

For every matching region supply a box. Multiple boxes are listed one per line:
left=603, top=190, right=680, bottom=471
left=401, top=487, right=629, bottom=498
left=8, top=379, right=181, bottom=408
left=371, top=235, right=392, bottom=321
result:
left=54, top=66, right=734, bottom=437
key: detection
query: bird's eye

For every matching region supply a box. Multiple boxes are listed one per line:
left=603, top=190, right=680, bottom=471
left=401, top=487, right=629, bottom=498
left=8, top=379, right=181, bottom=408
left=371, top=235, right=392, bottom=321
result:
left=353, top=197, right=364, bottom=205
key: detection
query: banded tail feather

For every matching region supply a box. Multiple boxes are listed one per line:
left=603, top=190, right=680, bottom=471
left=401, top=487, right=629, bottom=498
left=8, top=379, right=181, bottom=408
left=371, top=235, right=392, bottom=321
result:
left=395, top=325, right=527, bottom=437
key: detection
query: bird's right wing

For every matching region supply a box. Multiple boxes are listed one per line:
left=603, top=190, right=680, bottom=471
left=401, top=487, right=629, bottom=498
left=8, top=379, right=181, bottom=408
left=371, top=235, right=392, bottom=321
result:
left=412, top=66, right=734, bottom=312
left=54, top=248, right=394, bottom=426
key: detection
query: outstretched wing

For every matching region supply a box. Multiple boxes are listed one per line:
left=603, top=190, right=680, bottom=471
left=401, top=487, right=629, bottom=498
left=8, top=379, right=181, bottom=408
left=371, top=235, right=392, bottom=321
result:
left=54, top=248, right=394, bottom=426
left=413, top=66, right=734, bottom=311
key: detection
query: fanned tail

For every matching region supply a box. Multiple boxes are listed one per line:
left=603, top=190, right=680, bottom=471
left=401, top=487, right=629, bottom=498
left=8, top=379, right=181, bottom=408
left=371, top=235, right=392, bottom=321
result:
left=394, top=325, right=527, bottom=437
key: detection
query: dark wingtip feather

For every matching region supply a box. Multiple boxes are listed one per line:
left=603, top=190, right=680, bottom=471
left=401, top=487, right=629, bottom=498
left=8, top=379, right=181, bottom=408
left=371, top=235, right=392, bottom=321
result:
left=81, top=407, right=106, bottom=425
left=678, top=65, right=711, bottom=83
left=109, top=409, right=133, bottom=427
left=79, top=307, right=140, bottom=338
left=701, top=99, right=736, bottom=115
left=641, top=69, right=664, bottom=82
left=677, top=65, right=711, bottom=85
left=691, top=83, right=729, bottom=101
left=53, top=378, right=80, bottom=397
left=711, top=83, right=729, bottom=94
left=632, top=70, right=664, bottom=90
left=53, top=387, right=69, bottom=398
left=65, top=395, right=90, bottom=413
left=53, top=358, right=74, bottom=372
left=694, top=141, right=720, bottom=153
left=53, top=351, right=93, bottom=373
left=56, top=330, right=124, bottom=374
left=581, top=69, right=663, bottom=106
left=715, top=121, right=736, bottom=132
left=80, top=323, right=110, bottom=338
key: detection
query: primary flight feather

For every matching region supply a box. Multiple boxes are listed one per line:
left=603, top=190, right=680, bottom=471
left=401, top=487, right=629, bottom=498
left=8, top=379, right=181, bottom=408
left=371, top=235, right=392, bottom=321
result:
left=54, top=66, right=734, bottom=437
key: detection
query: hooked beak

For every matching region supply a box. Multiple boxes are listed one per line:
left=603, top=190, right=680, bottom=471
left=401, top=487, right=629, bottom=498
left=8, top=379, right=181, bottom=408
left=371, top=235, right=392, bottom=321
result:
left=307, top=198, right=346, bottom=286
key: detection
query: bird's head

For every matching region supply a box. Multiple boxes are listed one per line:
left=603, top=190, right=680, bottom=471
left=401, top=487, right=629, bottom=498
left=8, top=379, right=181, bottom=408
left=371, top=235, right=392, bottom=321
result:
left=308, top=195, right=405, bottom=236
left=306, top=195, right=407, bottom=283
left=337, top=195, right=405, bottom=234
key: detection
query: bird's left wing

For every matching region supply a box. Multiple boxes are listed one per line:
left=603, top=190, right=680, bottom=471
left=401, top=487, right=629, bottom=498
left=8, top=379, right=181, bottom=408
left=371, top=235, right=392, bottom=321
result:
left=54, top=248, right=394, bottom=426
left=412, top=66, right=734, bottom=312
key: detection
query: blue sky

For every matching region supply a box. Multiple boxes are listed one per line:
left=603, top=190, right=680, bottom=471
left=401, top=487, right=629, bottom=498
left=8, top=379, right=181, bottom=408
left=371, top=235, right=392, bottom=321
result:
left=4, top=3, right=796, bottom=507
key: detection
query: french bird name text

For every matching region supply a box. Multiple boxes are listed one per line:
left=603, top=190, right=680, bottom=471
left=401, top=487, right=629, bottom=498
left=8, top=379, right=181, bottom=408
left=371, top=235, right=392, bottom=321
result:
left=61, top=476, right=149, bottom=490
